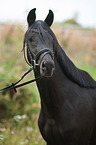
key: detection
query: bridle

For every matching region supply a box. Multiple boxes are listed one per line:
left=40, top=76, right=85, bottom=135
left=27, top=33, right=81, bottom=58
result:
left=0, top=46, right=54, bottom=93
left=24, top=40, right=54, bottom=67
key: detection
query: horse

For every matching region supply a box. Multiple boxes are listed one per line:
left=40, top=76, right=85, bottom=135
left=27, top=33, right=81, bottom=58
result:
left=23, top=8, right=96, bottom=145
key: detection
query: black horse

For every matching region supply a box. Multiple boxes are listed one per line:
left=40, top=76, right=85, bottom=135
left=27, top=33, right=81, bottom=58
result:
left=23, top=8, right=96, bottom=145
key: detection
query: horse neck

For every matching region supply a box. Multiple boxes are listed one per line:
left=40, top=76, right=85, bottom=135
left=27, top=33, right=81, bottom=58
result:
left=36, top=56, right=69, bottom=115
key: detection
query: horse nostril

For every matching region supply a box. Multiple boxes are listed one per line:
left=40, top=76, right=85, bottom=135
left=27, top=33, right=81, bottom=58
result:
left=42, top=61, right=55, bottom=72
left=42, top=61, right=46, bottom=72
left=40, top=60, right=55, bottom=77
left=42, top=61, right=46, bottom=68
left=45, top=61, right=54, bottom=71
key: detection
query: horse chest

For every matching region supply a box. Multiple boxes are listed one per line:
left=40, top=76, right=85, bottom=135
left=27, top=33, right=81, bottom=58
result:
left=38, top=115, right=61, bottom=143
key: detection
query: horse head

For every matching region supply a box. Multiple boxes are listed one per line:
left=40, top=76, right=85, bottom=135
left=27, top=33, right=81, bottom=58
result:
left=23, top=8, right=55, bottom=78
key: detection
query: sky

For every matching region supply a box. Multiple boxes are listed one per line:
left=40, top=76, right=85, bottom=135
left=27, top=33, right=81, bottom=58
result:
left=0, top=0, right=96, bottom=28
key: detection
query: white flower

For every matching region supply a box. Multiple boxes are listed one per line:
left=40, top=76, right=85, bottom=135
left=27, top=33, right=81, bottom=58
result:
left=0, top=135, right=4, bottom=140
left=14, top=114, right=27, bottom=122
left=22, top=115, right=27, bottom=119
left=0, top=128, right=6, bottom=132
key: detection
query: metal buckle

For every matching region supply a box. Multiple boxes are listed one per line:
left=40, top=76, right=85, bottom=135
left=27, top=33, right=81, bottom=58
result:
left=32, top=60, right=39, bottom=68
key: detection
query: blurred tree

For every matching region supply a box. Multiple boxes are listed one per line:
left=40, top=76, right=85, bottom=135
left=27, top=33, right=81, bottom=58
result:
left=62, top=12, right=81, bottom=26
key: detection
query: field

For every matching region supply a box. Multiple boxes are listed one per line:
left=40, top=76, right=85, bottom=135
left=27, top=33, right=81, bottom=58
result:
left=0, top=23, right=96, bottom=145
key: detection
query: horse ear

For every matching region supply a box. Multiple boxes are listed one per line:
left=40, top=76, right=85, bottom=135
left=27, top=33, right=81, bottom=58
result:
left=44, top=10, right=54, bottom=27
left=27, top=8, right=36, bottom=27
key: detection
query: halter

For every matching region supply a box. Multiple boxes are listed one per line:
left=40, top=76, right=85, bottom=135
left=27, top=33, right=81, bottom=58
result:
left=0, top=47, right=54, bottom=93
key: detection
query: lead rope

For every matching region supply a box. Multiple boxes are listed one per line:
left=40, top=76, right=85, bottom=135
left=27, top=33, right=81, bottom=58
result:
left=0, top=66, right=41, bottom=93
left=0, top=44, right=53, bottom=93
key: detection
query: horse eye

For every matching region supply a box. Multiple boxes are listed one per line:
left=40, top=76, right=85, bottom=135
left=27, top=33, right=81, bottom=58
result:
left=29, top=38, right=33, bottom=42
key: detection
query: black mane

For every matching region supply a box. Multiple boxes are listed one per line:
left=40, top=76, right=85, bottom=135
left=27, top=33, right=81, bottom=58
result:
left=55, top=44, right=96, bottom=88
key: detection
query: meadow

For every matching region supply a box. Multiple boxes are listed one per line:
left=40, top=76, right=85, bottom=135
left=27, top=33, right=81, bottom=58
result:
left=0, top=23, right=96, bottom=145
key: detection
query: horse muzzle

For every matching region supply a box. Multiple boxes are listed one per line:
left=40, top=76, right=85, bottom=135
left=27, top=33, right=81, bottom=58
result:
left=40, top=54, right=55, bottom=77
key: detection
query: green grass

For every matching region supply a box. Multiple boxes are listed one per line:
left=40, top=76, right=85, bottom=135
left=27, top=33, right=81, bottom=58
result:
left=0, top=26, right=45, bottom=145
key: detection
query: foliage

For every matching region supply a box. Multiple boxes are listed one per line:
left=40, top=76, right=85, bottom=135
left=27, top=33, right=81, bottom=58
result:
left=62, top=18, right=79, bottom=25
left=0, top=24, right=45, bottom=145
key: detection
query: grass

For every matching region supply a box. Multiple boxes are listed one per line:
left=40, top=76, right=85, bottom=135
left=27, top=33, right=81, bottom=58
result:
left=0, top=24, right=45, bottom=145
left=0, top=23, right=96, bottom=145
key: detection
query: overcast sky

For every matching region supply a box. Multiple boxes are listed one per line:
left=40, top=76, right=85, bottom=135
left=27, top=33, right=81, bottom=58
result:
left=0, top=0, right=96, bottom=28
